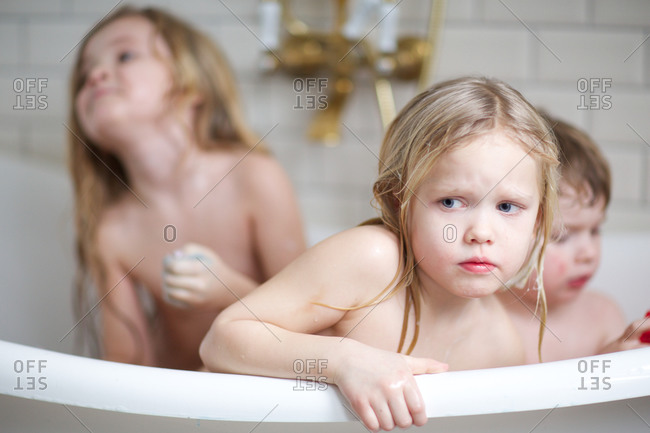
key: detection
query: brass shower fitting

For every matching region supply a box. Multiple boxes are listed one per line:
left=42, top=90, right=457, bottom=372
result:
left=258, top=0, right=446, bottom=145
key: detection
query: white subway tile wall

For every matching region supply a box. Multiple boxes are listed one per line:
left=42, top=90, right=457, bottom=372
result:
left=1, top=0, right=648, bottom=235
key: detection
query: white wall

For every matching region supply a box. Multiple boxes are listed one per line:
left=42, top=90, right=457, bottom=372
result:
left=1, top=0, right=648, bottom=235
left=0, top=1, right=648, bottom=349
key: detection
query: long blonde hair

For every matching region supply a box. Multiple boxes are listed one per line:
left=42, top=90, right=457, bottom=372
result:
left=363, top=77, right=559, bottom=357
left=68, top=5, right=265, bottom=356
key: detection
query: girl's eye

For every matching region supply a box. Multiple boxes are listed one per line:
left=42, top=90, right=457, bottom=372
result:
left=441, top=198, right=462, bottom=209
left=497, top=202, right=520, bottom=213
left=118, top=51, right=134, bottom=62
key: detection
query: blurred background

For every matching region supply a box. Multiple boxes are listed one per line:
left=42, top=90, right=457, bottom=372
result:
left=0, top=0, right=648, bottom=352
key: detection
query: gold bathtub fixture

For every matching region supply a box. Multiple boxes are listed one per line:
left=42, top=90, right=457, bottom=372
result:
left=258, top=0, right=446, bottom=145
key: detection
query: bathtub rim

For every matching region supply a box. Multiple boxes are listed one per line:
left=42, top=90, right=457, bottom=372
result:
left=2, top=340, right=649, bottom=423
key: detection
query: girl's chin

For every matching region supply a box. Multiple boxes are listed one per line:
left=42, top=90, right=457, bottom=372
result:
left=83, top=114, right=130, bottom=139
left=454, top=285, right=502, bottom=299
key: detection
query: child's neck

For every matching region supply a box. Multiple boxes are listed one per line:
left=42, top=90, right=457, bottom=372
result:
left=497, top=285, right=542, bottom=316
left=108, top=123, right=205, bottom=205
left=418, top=278, right=485, bottom=319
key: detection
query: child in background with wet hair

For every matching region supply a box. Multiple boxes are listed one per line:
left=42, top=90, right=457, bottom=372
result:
left=200, top=76, right=560, bottom=432
left=68, top=6, right=305, bottom=369
left=498, top=112, right=650, bottom=363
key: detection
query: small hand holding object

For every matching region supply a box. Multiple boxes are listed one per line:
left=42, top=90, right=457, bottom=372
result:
left=333, top=345, right=447, bottom=432
left=161, top=243, right=223, bottom=309
left=601, top=310, right=650, bottom=353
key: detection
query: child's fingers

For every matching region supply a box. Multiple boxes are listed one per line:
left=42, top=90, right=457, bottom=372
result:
left=614, top=318, right=650, bottom=349
left=163, top=258, right=204, bottom=275
left=161, top=286, right=192, bottom=308
left=402, top=382, right=428, bottom=426
left=181, top=244, right=215, bottom=264
left=162, top=274, right=206, bottom=293
left=387, top=394, right=416, bottom=429
left=182, top=242, right=207, bottom=254
left=352, top=401, right=380, bottom=433
left=635, top=315, right=650, bottom=343
left=625, top=318, right=650, bottom=336
left=370, top=400, right=395, bottom=432
left=404, top=355, right=448, bottom=375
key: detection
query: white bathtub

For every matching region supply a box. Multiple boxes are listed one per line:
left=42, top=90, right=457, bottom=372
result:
left=1, top=154, right=649, bottom=432
left=1, top=340, right=649, bottom=432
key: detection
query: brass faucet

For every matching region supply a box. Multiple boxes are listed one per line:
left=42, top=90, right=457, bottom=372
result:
left=258, top=0, right=446, bottom=145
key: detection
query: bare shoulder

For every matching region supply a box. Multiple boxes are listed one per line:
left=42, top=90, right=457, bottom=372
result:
left=316, top=224, right=400, bottom=264
left=94, top=199, right=139, bottom=265
left=580, top=291, right=627, bottom=328
left=235, top=151, right=292, bottom=191
left=218, top=224, right=402, bottom=332
left=285, top=224, right=402, bottom=304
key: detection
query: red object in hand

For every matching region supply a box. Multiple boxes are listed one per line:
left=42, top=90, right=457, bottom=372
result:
left=645, top=310, right=650, bottom=318
left=640, top=331, right=650, bottom=344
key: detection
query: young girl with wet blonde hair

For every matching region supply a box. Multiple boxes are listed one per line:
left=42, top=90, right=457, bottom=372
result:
left=68, top=6, right=305, bottom=369
left=200, top=76, right=559, bottom=431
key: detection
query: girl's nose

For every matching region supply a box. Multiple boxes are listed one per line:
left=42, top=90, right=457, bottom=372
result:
left=463, top=213, right=494, bottom=245
left=576, top=234, right=599, bottom=263
left=85, top=63, right=109, bottom=87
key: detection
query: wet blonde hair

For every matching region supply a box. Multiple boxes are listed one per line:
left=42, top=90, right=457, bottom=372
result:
left=68, top=5, right=265, bottom=357
left=362, top=77, right=559, bottom=357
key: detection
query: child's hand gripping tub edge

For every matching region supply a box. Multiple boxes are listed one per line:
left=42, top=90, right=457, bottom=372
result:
left=200, top=76, right=560, bottom=431
left=201, top=225, right=449, bottom=432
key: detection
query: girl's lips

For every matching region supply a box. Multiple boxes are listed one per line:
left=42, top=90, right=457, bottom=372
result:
left=567, top=274, right=591, bottom=289
left=459, top=260, right=495, bottom=274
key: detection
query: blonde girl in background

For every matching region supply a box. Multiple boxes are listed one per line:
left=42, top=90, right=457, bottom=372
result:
left=200, top=77, right=560, bottom=431
left=69, top=6, right=305, bottom=370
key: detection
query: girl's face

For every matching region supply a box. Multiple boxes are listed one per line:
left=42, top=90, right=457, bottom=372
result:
left=409, top=130, right=541, bottom=300
left=75, top=16, right=174, bottom=145
left=542, top=184, right=605, bottom=306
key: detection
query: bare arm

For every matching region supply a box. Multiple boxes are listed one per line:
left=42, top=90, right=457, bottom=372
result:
left=593, top=293, right=646, bottom=354
left=599, top=313, right=650, bottom=354
left=200, top=226, right=446, bottom=432
left=93, top=226, right=156, bottom=365
left=245, top=154, right=306, bottom=279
